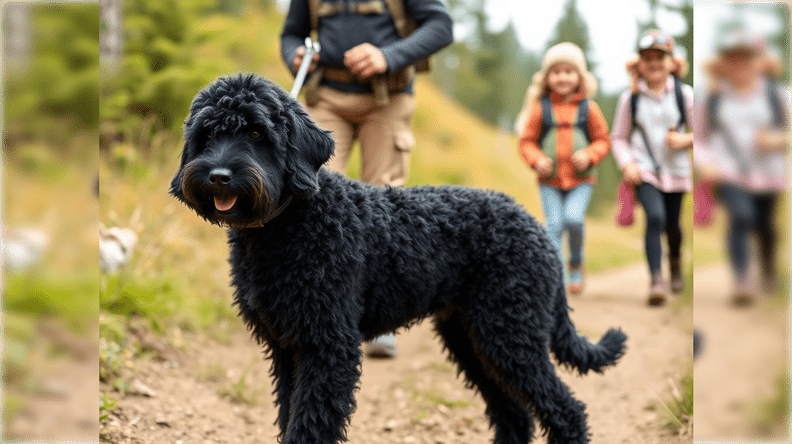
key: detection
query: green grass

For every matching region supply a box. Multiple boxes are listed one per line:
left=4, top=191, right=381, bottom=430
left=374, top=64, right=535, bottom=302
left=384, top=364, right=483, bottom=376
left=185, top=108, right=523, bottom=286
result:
left=4, top=273, right=99, bottom=334
left=655, top=365, right=693, bottom=437
left=752, top=372, right=790, bottom=438
left=216, top=360, right=263, bottom=405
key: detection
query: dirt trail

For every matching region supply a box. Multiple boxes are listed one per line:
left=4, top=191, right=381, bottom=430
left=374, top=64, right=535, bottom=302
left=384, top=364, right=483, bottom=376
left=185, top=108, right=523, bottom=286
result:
left=101, top=262, right=692, bottom=444
left=692, top=262, right=788, bottom=441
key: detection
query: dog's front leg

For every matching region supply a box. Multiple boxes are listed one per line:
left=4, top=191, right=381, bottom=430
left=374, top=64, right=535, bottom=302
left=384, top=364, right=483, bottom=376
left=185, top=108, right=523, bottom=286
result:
left=283, top=337, right=362, bottom=444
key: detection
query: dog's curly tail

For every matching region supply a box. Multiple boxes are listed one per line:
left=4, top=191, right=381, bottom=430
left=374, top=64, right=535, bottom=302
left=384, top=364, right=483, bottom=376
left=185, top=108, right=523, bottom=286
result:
left=550, top=286, right=627, bottom=374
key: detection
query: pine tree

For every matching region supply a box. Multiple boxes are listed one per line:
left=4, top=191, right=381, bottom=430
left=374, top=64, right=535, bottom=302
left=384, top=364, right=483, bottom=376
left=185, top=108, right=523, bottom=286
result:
left=545, top=0, right=596, bottom=76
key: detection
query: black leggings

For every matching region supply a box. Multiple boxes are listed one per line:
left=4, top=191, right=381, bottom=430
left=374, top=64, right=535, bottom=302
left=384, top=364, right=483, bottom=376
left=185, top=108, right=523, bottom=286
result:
left=716, top=183, right=778, bottom=279
left=636, top=183, right=684, bottom=275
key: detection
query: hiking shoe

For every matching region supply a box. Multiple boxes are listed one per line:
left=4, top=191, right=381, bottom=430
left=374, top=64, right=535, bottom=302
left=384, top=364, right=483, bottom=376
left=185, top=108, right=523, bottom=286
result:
left=365, top=333, right=397, bottom=359
left=568, top=262, right=584, bottom=295
left=648, top=273, right=666, bottom=306
left=669, top=257, right=684, bottom=294
left=731, top=278, right=755, bottom=308
left=761, top=271, right=779, bottom=296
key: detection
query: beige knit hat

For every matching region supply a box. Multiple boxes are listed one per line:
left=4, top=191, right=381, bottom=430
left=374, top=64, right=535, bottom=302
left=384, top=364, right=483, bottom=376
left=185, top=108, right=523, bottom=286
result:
left=514, top=42, right=598, bottom=133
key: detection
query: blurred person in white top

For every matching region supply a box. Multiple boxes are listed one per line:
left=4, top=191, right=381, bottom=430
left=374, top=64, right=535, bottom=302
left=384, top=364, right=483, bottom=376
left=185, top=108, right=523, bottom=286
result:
left=694, top=29, right=789, bottom=306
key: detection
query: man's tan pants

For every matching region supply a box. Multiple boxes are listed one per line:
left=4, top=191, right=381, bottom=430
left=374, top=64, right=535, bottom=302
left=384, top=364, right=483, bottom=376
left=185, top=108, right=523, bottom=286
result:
left=306, top=86, right=416, bottom=187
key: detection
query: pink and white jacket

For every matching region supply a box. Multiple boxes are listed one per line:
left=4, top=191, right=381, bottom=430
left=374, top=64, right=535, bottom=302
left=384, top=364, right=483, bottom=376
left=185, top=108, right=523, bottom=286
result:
left=611, top=75, right=694, bottom=193
left=693, top=76, right=788, bottom=193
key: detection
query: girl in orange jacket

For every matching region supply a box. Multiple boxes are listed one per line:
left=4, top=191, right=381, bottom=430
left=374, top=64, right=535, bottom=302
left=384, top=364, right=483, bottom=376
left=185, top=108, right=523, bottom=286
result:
left=516, top=42, right=611, bottom=294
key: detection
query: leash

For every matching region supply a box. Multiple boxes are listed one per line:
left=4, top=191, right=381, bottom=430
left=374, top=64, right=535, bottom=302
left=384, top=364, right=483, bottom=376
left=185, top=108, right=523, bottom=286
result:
left=290, top=37, right=322, bottom=98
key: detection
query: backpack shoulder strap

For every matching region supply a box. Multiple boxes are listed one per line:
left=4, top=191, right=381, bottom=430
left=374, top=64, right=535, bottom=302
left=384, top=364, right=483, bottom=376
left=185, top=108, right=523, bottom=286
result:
left=538, top=95, right=555, bottom=146
left=706, top=91, right=721, bottom=132
left=381, top=0, right=429, bottom=72
left=766, top=77, right=787, bottom=128
left=308, top=0, right=320, bottom=36
left=629, top=92, right=639, bottom=133
left=575, top=98, right=591, bottom=144
left=673, top=75, right=687, bottom=130
left=382, top=0, right=410, bottom=38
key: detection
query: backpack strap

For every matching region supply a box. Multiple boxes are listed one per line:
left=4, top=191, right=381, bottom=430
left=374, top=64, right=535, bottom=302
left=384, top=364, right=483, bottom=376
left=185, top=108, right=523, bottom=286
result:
left=307, top=0, right=321, bottom=38
left=381, top=0, right=429, bottom=72
left=629, top=92, right=660, bottom=174
left=630, top=92, right=639, bottom=133
left=706, top=92, right=721, bottom=132
left=766, top=77, right=787, bottom=128
left=673, top=75, right=687, bottom=130
left=538, top=95, right=554, bottom=146
left=382, top=0, right=409, bottom=37
left=575, top=98, right=591, bottom=144
left=706, top=91, right=749, bottom=173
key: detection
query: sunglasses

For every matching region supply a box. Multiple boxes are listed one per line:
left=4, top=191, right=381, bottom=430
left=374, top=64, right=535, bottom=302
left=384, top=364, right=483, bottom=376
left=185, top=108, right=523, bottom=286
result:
left=638, top=32, right=673, bottom=53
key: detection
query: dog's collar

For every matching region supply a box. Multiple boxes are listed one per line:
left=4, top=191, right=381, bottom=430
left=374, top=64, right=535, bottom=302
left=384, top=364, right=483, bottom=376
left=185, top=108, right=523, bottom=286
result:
left=238, top=195, right=294, bottom=228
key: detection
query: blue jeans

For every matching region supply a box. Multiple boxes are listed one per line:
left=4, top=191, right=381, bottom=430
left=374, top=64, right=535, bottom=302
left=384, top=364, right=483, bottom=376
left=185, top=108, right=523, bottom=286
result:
left=539, top=183, right=593, bottom=269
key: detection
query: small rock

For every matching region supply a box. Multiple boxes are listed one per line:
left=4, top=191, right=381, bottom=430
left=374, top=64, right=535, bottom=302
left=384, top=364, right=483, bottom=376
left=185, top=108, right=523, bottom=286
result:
left=403, top=436, right=416, bottom=444
left=130, top=379, right=156, bottom=397
left=384, top=419, right=397, bottom=432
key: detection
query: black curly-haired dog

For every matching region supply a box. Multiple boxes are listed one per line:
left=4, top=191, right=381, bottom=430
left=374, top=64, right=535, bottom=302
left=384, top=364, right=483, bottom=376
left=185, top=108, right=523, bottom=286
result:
left=170, top=73, right=627, bottom=444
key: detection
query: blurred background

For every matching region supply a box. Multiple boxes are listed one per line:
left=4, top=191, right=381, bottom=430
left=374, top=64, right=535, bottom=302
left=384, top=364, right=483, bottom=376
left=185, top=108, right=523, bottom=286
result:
left=692, top=2, right=790, bottom=442
left=2, top=2, right=99, bottom=442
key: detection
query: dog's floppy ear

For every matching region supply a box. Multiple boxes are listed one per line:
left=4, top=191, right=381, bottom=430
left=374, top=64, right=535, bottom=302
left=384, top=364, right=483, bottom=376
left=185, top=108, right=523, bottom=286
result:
left=284, top=106, right=335, bottom=198
left=170, top=92, right=212, bottom=199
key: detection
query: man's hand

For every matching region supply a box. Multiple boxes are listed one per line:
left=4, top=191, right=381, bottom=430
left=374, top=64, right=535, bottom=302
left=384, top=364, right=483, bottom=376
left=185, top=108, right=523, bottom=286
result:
left=344, top=43, right=388, bottom=80
left=292, top=46, right=320, bottom=74
left=571, top=150, right=591, bottom=171
left=622, top=162, right=642, bottom=185
left=535, top=156, right=554, bottom=178
left=666, top=129, right=693, bottom=151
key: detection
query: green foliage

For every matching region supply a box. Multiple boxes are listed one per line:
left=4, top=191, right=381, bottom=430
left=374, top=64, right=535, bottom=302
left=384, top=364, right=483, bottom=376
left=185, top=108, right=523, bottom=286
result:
left=4, top=274, right=100, bottom=333
left=431, top=1, right=541, bottom=127
left=100, top=274, right=183, bottom=334
left=545, top=0, right=597, bottom=74
left=99, top=393, right=118, bottom=423
left=656, top=366, right=693, bottom=436
left=101, top=0, right=229, bottom=139
left=4, top=4, right=100, bottom=137
left=216, top=360, right=263, bottom=405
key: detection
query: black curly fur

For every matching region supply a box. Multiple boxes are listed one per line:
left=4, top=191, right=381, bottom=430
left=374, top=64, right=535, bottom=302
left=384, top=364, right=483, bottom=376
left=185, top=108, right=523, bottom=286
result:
left=170, top=73, right=627, bottom=444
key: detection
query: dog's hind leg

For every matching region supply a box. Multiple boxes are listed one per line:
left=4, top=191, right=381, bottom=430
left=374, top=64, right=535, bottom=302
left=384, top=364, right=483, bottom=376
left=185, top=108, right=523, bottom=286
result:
left=282, top=337, right=362, bottom=444
left=467, top=299, right=590, bottom=444
left=434, top=311, right=534, bottom=444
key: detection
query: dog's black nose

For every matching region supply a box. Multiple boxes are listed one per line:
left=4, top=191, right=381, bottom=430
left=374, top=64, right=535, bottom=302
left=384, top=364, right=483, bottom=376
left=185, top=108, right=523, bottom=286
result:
left=209, top=168, right=232, bottom=186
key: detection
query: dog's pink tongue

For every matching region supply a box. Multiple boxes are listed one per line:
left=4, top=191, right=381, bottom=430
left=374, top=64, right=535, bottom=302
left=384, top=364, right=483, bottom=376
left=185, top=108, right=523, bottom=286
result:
left=214, top=195, right=237, bottom=211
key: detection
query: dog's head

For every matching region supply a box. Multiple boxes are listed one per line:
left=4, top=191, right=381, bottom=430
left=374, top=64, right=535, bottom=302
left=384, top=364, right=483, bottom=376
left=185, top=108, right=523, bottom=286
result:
left=170, top=74, right=334, bottom=228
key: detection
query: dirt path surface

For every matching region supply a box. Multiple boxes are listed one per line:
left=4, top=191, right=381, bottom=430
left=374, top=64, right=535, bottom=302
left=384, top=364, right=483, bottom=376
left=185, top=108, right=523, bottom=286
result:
left=101, top=262, right=692, bottom=444
left=693, top=262, right=788, bottom=441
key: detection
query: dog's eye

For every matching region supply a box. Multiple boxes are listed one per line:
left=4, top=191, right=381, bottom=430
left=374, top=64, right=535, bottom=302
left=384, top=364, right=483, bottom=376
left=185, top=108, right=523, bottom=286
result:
left=249, top=131, right=261, bottom=140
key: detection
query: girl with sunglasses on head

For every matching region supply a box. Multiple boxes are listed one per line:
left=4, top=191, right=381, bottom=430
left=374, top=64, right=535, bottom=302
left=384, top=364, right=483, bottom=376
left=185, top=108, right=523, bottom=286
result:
left=694, top=30, right=788, bottom=306
left=611, top=30, right=694, bottom=306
